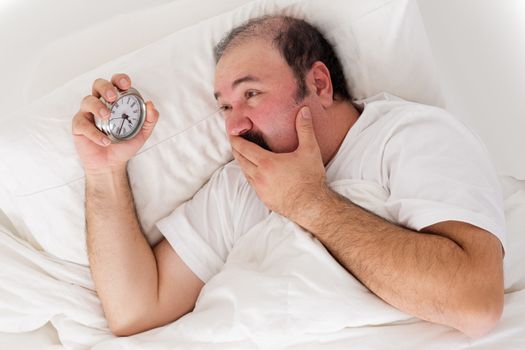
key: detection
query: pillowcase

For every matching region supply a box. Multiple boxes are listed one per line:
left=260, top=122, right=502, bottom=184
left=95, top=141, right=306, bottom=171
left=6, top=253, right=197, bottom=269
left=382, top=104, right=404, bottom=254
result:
left=0, top=0, right=445, bottom=265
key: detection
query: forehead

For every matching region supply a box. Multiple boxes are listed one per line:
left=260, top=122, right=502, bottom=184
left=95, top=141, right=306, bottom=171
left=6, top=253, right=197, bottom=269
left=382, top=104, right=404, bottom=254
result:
left=214, top=39, right=294, bottom=91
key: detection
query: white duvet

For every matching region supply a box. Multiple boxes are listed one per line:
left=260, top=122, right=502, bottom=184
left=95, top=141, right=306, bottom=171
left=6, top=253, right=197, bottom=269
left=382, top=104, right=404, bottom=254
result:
left=1, top=177, right=525, bottom=349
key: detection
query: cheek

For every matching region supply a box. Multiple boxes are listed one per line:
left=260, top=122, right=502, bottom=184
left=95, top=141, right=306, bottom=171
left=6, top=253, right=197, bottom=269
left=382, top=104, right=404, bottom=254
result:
left=254, top=95, right=299, bottom=128
left=255, top=103, right=302, bottom=152
left=254, top=104, right=296, bottom=136
left=250, top=103, right=281, bottom=131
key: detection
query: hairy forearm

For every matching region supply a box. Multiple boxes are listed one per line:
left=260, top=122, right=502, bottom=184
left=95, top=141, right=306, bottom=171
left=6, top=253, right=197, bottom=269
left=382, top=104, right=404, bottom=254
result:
left=291, top=185, right=492, bottom=334
left=85, top=165, right=158, bottom=330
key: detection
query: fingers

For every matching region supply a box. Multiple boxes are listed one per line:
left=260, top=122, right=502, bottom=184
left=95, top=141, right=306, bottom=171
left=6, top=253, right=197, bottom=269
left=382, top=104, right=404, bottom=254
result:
left=80, top=95, right=110, bottom=120
left=72, top=111, right=111, bottom=147
left=229, top=135, right=272, bottom=166
left=110, top=73, right=131, bottom=91
left=91, top=78, right=118, bottom=101
left=232, top=148, right=257, bottom=180
left=295, top=106, right=318, bottom=151
left=91, top=73, right=131, bottom=101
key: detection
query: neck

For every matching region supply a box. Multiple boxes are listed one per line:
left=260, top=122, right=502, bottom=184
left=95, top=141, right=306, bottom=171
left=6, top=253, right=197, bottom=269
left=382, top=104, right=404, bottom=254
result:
left=316, top=100, right=361, bottom=166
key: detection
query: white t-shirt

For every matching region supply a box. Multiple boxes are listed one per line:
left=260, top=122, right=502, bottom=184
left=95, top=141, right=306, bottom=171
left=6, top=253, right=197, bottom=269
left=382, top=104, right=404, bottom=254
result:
left=155, top=95, right=507, bottom=283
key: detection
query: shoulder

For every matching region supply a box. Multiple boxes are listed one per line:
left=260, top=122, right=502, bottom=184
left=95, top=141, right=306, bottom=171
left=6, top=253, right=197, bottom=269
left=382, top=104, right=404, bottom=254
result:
left=369, top=100, right=472, bottom=134
left=366, top=100, right=488, bottom=158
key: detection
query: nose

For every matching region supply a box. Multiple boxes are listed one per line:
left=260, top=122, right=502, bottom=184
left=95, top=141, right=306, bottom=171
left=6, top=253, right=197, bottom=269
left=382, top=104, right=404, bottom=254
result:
left=225, top=107, right=253, bottom=136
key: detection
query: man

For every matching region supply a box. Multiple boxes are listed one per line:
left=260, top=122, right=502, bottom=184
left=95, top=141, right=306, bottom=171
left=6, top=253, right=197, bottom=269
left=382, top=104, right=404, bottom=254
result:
left=71, top=15, right=505, bottom=338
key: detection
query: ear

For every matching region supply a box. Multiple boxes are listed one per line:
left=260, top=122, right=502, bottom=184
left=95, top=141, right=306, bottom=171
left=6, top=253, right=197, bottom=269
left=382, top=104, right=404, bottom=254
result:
left=306, top=61, right=334, bottom=108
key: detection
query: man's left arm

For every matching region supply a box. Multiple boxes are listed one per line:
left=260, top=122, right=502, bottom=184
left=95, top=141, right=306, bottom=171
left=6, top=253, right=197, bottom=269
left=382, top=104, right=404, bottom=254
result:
left=229, top=106, right=504, bottom=338
left=291, top=183, right=504, bottom=338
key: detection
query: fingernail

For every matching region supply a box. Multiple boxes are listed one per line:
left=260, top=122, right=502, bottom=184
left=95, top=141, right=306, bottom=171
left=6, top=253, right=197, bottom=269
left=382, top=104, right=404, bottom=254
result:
left=106, top=90, right=116, bottom=100
left=119, top=78, right=129, bottom=87
left=99, top=108, right=109, bottom=118
left=101, top=137, right=111, bottom=146
left=302, top=107, right=311, bottom=119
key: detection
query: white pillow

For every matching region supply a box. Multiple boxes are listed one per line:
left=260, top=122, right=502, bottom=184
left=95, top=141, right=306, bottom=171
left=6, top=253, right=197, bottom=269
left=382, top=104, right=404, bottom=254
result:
left=19, top=0, right=258, bottom=108
left=0, top=0, right=445, bottom=265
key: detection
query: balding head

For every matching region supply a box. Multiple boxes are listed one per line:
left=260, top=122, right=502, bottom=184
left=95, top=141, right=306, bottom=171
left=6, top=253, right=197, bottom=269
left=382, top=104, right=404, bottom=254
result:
left=214, top=15, right=351, bottom=102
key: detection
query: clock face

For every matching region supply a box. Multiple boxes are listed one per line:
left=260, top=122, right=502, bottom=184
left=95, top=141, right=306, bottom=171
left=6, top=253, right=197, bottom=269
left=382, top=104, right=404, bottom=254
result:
left=108, top=94, right=142, bottom=138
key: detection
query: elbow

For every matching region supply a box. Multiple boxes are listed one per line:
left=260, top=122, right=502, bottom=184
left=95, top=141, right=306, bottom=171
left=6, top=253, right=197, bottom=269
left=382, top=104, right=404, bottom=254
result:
left=108, top=318, right=139, bottom=337
left=108, top=317, right=149, bottom=337
left=107, top=309, right=155, bottom=337
left=456, top=290, right=504, bottom=338
left=109, top=325, right=135, bottom=338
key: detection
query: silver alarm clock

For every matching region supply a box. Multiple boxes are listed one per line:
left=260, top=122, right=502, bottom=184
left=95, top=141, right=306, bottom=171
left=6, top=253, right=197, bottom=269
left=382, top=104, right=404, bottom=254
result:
left=95, top=87, right=146, bottom=143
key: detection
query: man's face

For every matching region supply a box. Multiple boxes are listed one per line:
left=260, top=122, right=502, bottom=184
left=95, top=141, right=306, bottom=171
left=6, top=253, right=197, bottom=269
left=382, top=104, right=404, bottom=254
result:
left=214, top=39, right=307, bottom=153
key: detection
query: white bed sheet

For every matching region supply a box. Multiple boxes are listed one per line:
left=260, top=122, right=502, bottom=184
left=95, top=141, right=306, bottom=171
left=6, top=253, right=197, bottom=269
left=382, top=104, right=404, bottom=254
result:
left=0, top=321, right=61, bottom=349
left=0, top=176, right=524, bottom=349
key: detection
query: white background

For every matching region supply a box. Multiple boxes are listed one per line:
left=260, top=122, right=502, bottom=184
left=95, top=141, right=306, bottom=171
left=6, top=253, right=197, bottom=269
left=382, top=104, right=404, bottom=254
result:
left=417, top=0, right=525, bottom=179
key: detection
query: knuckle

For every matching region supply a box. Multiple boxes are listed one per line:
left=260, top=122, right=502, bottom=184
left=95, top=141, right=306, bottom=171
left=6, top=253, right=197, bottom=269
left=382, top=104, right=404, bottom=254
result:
left=92, top=78, right=109, bottom=98
left=113, top=73, right=131, bottom=89
left=82, top=96, right=101, bottom=112
left=76, top=116, right=88, bottom=130
left=71, top=114, right=85, bottom=134
left=93, top=78, right=106, bottom=88
left=93, top=78, right=116, bottom=95
left=80, top=95, right=93, bottom=109
left=113, top=72, right=129, bottom=81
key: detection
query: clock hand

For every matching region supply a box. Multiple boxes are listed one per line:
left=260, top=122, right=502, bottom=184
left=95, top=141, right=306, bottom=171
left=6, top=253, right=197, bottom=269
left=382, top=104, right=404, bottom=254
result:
left=118, top=118, right=125, bottom=136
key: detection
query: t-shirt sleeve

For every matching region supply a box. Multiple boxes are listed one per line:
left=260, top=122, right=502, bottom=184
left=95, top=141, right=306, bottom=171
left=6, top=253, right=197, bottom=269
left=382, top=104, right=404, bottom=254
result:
left=382, top=105, right=507, bottom=252
left=155, top=161, right=268, bottom=283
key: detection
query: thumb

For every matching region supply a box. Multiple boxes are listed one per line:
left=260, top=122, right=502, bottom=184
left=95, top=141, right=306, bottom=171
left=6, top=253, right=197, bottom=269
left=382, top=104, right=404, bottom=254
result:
left=296, top=106, right=318, bottom=149
left=141, top=101, right=160, bottom=139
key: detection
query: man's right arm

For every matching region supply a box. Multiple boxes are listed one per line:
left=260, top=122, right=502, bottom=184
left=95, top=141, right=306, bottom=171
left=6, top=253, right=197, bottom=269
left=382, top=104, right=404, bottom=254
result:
left=86, top=165, right=204, bottom=336
left=73, top=73, right=204, bottom=336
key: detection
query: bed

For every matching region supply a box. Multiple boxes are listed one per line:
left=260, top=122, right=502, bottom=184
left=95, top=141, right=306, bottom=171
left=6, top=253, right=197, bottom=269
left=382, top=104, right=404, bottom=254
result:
left=1, top=0, right=524, bottom=349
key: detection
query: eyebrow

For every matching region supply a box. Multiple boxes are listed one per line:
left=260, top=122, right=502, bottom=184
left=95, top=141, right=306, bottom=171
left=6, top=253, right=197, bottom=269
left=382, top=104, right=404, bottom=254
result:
left=214, top=75, right=261, bottom=101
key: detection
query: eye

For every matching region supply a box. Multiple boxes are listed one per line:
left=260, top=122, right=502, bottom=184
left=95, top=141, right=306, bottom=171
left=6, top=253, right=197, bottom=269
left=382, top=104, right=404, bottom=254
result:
left=219, top=105, right=232, bottom=112
left=245, top=90, right=260, bottom=99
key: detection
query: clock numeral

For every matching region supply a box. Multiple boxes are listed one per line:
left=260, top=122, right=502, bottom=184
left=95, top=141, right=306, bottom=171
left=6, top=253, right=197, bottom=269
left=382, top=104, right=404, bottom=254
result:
left=131, top=102, right=136, bottom=108
left=127, top=97, right=130, bottom=105
left=133, top=109, right=138, bottom=114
